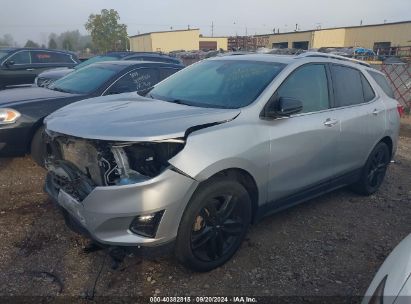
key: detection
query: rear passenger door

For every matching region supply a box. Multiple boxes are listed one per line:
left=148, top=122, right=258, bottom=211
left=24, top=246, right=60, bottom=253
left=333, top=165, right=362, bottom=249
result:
left=330, top=64, right=385, bottom=174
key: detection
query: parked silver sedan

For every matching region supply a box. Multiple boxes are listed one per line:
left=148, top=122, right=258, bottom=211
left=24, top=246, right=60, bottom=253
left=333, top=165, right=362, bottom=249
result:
left=363, top=234, right=411, bottom=304
left=43, top=53, right=401, bottom=271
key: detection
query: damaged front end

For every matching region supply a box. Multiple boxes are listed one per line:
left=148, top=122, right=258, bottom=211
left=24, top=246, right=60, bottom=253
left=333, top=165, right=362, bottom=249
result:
left=45, top=130, right=185, bottom=202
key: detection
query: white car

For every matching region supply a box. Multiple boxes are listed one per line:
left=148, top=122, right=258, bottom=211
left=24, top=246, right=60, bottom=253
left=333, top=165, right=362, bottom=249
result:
left=363, top=234, right=411, bottom=304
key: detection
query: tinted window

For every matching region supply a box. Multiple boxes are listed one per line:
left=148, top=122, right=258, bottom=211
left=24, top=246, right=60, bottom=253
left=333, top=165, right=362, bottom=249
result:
left=9, top=51, right=30, bottom=64
left=159, top=68, right=180, bottom=80
left=0, top=51, right=10, bottom=61
left=368, top=70, right=395, bottom=98
left=107, top=68, right=159, bottom=94
left=361, top=74, right=375, bottom=102
left=75, top=55, right=118, bottom=69
left=331, top=65, right=364, bottom=107
left=150, top=60, right=285, bottom=109
left=49, top=65, right=118, bottom=94
left=31, top=51, right=74, bottom=64
left=277, top=64, right=329, bottom=113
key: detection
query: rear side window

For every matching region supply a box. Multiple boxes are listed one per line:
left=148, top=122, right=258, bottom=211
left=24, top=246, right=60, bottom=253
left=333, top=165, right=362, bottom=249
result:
left=277, top=64, right=330, bottom=113
left=361, top=74, right=375, bottom=102
left=331, top=65, right=364, bottom=107
left=159, top=68, right=180, bottom=80
left=368, top=70, right=395, bottom=98
left=106, top=68, right=160, bottom=94
left=31, top=51, right=74, bottom=64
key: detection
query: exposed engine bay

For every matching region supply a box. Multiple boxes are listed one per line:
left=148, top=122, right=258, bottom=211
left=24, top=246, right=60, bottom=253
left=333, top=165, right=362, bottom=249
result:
left=45, top=131, right=184, bottom=201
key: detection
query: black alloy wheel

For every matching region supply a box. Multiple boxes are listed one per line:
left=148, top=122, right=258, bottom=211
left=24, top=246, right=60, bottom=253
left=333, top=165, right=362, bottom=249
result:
left=351, top=142, right=390, bottom=195
left=190, top=194, right=246, bottom=262
left=175, top=177, right=251, bottom=272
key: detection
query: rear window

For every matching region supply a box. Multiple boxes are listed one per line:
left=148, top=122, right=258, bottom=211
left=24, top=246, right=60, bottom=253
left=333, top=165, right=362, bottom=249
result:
left=368, top=70, right=395, bottom=98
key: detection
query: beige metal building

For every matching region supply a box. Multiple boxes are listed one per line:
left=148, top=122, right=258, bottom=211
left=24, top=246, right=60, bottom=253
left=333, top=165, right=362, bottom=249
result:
left=265, top=20, right=411, bottom=50
left=129, top=29, right=228, bottom=52
left=129, top=29, right=201, bottom=53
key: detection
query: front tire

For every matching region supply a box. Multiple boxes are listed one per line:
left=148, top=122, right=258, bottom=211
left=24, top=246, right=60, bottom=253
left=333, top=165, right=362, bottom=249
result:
left=351, top=142, right=390, bottom=195
left=31, top=126, right=46, bottom=167
left=175, top=177, right=252, bottom=272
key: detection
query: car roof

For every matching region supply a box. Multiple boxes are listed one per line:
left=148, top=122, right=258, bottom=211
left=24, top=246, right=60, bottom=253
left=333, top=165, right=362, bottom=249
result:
left=211, top=53, right=296, bottom=64
left=210, top=52, right=381, bottom=72
left=88, top=60, right=183, bottom=69
left=0, top=47, right=76, bottom=55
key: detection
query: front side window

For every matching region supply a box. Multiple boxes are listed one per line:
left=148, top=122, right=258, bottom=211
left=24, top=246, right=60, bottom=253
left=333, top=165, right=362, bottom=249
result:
left=276, top=64, right=330, bottom=113
left=8, top=51, right=30, bottom=64
left=331, top=65, right=365, bottom=107
left=150, top=60, right=285, bottom=109
left=368, top=70, right=395, bottom=98
left=49, top=65, right=118, bottom=94
left=106, top=68, right=160, bottom=94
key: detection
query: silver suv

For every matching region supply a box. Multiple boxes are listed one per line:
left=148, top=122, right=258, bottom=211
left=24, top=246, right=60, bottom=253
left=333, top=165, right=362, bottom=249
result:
left=44, top=53, right=401, bottom=271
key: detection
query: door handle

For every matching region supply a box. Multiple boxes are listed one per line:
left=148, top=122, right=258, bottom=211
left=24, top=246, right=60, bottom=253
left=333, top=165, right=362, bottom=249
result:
left=372, top=108, right=383, bottom=115
left=324, top=118, right=338, bottom=127
left=26, top=68, right=35, bottom=71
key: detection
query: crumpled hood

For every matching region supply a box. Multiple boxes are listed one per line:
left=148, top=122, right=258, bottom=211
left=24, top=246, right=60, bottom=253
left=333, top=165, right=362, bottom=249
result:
left=0, top=87, right=79, bottom=107
left=45, top=92, right=240, bottom=141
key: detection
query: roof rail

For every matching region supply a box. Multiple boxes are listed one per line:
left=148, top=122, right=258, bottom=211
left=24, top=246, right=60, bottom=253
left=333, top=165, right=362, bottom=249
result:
left=297, top=52, right=371, bottom=67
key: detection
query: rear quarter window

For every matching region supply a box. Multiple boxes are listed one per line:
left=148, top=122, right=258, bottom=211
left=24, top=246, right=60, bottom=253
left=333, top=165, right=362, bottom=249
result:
left=368, top=70, right=395, bottom=98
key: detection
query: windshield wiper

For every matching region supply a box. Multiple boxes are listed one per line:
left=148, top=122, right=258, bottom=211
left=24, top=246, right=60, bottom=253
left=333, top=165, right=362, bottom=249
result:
left=51, top=87, right=77, bottom=94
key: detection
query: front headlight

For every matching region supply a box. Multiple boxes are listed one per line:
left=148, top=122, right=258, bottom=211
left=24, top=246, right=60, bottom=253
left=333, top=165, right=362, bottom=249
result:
left=0, top=108, right=21, bottom=124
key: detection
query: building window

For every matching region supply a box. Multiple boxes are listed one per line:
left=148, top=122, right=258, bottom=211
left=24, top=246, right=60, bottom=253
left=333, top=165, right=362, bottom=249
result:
left=292, top=41, right=309, bottom=50
left=272, top=42, right=288, bottom=49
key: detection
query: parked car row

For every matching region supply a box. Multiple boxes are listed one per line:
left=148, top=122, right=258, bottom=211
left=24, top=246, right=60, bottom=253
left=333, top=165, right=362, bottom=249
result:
left=0, top=50, right=406, bottom=302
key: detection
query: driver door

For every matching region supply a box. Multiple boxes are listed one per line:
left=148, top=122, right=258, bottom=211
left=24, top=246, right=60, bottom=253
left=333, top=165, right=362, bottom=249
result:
left=1, top=50, right=34, bottom=87
left=265, top=63, right=340, bottom=205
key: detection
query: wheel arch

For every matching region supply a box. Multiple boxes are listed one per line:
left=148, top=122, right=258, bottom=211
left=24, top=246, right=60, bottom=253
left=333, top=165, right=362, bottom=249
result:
left=197, top=168, right=260, bottom=223
left=379, top=136, right=393, bottom=159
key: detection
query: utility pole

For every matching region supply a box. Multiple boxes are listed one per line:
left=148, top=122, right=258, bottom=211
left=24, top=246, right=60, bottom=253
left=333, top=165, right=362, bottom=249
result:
left=211, top=21, right=214, bottom=37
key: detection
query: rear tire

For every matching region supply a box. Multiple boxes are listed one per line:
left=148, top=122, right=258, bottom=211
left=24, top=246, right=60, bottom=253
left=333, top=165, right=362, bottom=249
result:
left=175, top=177, right=251, bottom=272
left=31, top=126, right=46, bottom=167
left=351, top=142, right=390, bottom=195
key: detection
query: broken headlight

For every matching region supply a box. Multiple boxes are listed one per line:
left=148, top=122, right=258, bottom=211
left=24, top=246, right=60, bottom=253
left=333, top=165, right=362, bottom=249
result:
left=108, top=140, right=184, bottom=185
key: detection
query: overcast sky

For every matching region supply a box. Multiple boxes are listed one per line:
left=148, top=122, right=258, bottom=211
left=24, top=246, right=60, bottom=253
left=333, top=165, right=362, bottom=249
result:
left=1, top=0, right=410, bottom=45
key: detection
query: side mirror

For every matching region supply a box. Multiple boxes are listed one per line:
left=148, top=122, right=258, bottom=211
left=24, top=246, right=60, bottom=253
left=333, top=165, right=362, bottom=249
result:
left=4, top=60, right=15, bottom=67
left=277, top=97, right=303, bottom=116
left=262, top=96, right=303, bottom=118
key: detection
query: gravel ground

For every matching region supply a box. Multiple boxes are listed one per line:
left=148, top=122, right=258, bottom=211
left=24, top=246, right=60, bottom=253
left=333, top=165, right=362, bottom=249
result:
left=0, top=126, right=410, bottom=302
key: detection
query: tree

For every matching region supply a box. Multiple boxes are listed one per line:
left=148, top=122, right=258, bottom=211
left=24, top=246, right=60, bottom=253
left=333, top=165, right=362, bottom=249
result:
left=0, top=34, right=15, bottom=47
left=85, top=9, right=128, bottom=53
left=48, top=38, right=57, bottom=49
left=24, top=40, right=40, bottom=48
left=62, top=37, right=74, bottom=51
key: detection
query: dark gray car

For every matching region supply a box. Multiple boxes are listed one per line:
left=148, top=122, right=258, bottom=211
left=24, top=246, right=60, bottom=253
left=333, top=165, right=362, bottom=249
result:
left=0, top=48, right=79, bottom=89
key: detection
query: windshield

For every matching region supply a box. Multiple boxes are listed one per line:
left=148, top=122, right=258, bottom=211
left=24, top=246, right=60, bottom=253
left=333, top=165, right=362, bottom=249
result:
left=0, top=51, right=10, bottom=61
left=49, top=65, right=118, bottom=94
left=149, top=60, right=285, bottom=109
left=74, top=55, right=119, bottom=70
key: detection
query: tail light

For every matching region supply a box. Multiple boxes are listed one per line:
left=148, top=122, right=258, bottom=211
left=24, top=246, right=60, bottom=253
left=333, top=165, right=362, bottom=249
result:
left=397, top=104, right=404, bottom=117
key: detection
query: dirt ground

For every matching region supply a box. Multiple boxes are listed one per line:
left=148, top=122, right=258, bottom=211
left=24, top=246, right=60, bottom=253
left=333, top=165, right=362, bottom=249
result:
left=0, top=121, right=410, bottom=303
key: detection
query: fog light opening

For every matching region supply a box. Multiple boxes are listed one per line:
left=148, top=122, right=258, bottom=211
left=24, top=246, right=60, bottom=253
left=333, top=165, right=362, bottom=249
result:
left=129, top=210, right=165, bottom=238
